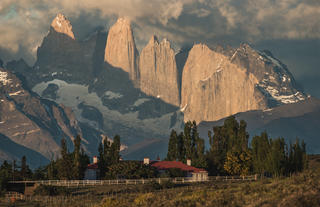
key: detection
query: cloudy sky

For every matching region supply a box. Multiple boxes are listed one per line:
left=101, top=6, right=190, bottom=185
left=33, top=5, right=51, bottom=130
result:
left=0, top=0, right=319, bottom=97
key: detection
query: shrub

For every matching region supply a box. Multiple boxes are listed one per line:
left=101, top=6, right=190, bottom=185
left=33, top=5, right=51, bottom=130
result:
left=33, top=185, right=71, bottom=196
left=160, top=180, right=175, bottom=189
left=150, top=181, right=162, bottom=190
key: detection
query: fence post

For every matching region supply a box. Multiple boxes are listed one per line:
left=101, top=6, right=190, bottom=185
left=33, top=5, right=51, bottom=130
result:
left=255, top=174, right=258, bottom=181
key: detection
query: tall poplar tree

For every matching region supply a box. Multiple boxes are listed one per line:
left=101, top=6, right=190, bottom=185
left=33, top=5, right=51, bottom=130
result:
left=251, top=131, right=271, bottom=174
left=177, top=132, right=185, bottom=162
left=111, top=135, right=121, bottom=164
left=73, top=135, right=81, bottom=179
left=20, top=156, right=31, bottom=180
left=58, top=138, right=72, bottom=180
left=167, top=130, right=178, bottom=161
left=98, top=142, right=106, bottom=178
left=184, top=121, right=193, bottom=160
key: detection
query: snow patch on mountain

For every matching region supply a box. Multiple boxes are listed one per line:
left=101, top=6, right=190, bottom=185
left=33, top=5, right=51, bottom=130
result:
left=258, top=78, right=306, bottom=104
left=104, top=91, right=123, bottom=99
left=261, top=52, right=282, bottom=68
left=56, top=20, right=62, bottom=28
left=133, top=98, right=150, bottom=107
left=180, top=104, right=188, bottom=112
left=0, top=71, right=11, bottom=85
left=9, top=91, right=22, bottom=96
left=32, top=79, right=183, bottom=139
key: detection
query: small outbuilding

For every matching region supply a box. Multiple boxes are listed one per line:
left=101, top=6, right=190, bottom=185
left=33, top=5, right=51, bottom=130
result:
left=84, top=156, right=99, bottom=180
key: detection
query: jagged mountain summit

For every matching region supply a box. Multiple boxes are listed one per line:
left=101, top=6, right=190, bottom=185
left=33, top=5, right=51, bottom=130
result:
left=230, top=44, right=305, bottom=105
left=34, top=14, right=97, bottom=86
left=5, top=13, right=312, bottom=160
left=51, top=13, right=75, bottom=40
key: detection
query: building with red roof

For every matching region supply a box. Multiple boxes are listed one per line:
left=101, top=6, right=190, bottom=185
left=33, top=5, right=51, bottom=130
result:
left=84, top=156, right=208, bottom=181
left=150, top=159, right=208, bottom=181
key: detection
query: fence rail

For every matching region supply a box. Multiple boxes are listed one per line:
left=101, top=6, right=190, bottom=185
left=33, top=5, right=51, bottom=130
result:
left=8, top=175, right=257, bottom=187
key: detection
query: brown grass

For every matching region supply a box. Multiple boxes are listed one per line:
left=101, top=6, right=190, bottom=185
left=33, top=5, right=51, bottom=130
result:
left=2, top=155, right=320, bottom=207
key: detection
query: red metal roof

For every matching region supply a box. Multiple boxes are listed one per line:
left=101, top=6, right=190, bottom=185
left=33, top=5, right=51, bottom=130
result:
left=87, top=163, right=98, bottom=170
left=151, top=161, right=206, bottom=173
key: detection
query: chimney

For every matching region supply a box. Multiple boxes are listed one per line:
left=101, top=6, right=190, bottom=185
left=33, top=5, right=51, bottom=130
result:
left=144, top=157, right=150, bottom=165
left=187, top=159, right=191, bottom=166
left=93, top=156, right=98, bottom=164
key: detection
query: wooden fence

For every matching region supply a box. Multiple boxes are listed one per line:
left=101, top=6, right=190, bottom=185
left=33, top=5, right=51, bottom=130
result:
left=8, top=175, right=258, bottom=187
left=4, top=191, right=25, bottom=201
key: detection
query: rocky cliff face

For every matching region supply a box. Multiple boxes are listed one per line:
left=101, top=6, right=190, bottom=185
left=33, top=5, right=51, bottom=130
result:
left=104, top=18, right=139, bottom=83
left=139, top=36, right=180, bottom=106
left=181, top=44, right=306, bottom=123
left=181, top=44, right=267, bottom=123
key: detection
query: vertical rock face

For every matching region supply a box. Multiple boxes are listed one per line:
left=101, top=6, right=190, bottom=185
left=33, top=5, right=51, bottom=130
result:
left=104, top=18, right=139, bottom=83
left=139, top=36, right=180, bottom=106
left=50, top=13, right=75, bottom=39
left=181, top=44, right=267, bottom=123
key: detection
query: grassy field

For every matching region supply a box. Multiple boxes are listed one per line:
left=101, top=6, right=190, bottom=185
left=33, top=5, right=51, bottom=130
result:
left=1, top=155, right=320, bottom=207
left=95, top=169, right=320, bottom=207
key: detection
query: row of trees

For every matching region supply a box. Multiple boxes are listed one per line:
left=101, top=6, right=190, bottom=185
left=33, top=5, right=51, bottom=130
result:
left=166, top=121, right=206, bottom=168
left=48, top=134, right=123, bottom=180
left=0, top=134, right=123, bottom=191
left=167, top=116, right=308, bottom=176
left=251, top=132, right=307, bottom=176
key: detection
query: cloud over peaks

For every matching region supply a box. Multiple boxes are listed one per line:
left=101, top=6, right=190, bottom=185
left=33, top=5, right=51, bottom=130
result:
left=0, top=0, right=319, bottom=64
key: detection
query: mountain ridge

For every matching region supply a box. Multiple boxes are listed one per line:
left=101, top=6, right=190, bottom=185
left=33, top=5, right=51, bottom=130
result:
left=0, top=66, right=104, bottom=167
left=3, top=13, right=313, bottom=161
left=198, top=97, right=320, bottom=153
